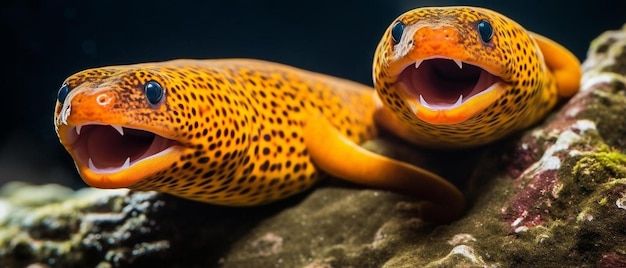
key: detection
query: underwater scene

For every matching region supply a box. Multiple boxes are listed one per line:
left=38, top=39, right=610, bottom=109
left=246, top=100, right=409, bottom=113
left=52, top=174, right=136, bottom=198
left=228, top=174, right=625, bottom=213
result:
left=2, top=0, right=626, bottom=267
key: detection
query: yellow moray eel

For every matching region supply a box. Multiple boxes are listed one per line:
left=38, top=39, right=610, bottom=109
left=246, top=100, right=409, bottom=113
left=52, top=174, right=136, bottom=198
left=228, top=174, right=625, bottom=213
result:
left=373, top=6, right=582, bottom=148
left=54, top=59, right=464, bottom=223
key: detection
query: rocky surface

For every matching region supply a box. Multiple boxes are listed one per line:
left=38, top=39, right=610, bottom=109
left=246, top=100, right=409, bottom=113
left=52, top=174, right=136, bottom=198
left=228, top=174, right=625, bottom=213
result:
left=1, top=24, right=626, bottom=268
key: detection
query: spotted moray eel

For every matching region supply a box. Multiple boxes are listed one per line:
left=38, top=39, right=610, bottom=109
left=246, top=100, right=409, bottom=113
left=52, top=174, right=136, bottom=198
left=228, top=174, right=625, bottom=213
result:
left=54, top=59, right=462, bottom=223
left=373, top=6, right=581, bottom=148
left=54, top=7, right=581, bottom=223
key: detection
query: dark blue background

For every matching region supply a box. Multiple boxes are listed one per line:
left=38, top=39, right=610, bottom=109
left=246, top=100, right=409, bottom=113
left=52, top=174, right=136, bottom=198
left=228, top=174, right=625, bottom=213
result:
left=2, top=0, right=624, bottom=187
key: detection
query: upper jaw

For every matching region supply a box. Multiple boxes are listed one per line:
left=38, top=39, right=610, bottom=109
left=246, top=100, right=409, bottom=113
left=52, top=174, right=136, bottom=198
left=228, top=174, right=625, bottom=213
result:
left=413, top=57, right=464, bottom=70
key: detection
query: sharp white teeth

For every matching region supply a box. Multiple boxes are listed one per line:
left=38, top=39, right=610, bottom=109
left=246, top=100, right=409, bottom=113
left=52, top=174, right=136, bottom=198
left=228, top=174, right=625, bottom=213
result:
left=121, top=157, right=131, bottom=169
left=419, top=95, right=431, bottom=108
left=88, top=158, right=96, bottom=170
left=415, top=60, right=423, bottom=69
left=455, top=95, right=463, bottom=106
left=419, top=94, right=464, bottom=110
left=76, top=125, right=83, bottom=135
left=453, top=59, right=463, bottom=69
left=111, top=125, right=124, bottom=136
left=88, top=157, right=131, bottom=172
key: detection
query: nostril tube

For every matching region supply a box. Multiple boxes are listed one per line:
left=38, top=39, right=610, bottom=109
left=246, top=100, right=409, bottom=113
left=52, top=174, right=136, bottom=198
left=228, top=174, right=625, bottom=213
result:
left=96, top=93, right=112, bottom=106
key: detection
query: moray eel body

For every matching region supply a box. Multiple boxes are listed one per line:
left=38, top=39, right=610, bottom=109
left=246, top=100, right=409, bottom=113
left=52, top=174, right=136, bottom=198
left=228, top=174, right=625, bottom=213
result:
left=54, top=59, right=464, bottom=223
left=373, top=6, right=582, bottom=148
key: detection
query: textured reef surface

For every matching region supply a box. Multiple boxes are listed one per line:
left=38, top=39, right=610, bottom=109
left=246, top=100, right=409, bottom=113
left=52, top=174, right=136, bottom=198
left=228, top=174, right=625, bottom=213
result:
left=2, top=24, right=626, bottom=268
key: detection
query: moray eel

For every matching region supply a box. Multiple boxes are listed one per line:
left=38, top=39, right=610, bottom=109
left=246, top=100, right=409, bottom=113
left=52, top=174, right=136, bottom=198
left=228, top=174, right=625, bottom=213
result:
left=54, top=59, right=464, bottom=223
left=373, top=6, right=582, bottom=148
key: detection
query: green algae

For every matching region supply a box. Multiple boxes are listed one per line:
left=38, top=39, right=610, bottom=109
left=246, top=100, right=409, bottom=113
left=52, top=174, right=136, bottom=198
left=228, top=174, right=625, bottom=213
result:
left=571, top=148, right=626, bottom=191
left=377, top=123, right=626, bottom=267
left=496, top=144, right=626, bottom=266
left=423, top=144, right=626, bottom=267
left=0, top=183, right=168, bottom=267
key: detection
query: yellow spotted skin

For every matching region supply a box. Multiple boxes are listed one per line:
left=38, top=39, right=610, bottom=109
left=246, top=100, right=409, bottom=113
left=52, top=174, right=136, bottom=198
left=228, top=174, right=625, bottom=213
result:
left=54, top=59, right=378, bottom=206
left=373, top=6, right=582, bottom=148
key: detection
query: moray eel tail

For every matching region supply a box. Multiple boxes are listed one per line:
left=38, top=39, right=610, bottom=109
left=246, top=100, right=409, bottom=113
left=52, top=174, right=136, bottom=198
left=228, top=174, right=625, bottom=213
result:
left=305, top=115, right=465, bottom=223
left=531, top=32, right=582, bottom=97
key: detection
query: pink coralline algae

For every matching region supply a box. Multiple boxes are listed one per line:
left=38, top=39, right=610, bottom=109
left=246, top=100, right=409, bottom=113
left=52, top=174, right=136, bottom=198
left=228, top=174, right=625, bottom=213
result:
left=503, top=120, right=597, bottom=230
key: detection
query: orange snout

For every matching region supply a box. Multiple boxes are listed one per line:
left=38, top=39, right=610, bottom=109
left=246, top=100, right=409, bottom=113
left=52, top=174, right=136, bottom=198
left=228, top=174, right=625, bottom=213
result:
left=409, top=26, right=466, bottom=60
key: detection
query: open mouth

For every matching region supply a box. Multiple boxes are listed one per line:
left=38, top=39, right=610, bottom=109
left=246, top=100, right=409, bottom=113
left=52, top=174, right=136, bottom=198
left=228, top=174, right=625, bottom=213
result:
left=397, top=57, right=502, bottom=110
left=67, top=124, right=180, bottom=174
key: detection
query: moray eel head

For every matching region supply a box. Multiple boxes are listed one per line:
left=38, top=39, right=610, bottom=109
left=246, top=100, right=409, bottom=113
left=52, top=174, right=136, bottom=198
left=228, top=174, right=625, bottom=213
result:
left=375, top=7, right=522, bottom=125
left=54, top=64, right=195, bottom=189
left=372, top=6, right=575, bottom=147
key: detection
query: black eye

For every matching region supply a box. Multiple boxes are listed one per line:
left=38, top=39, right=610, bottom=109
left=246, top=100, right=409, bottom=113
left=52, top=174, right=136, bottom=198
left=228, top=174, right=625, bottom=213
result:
left=391, top=21, right=404, bottom=44
left=144, top=81, right=164, bottom=105
left=58, top=84, right=70, bottom=104
left=477, top=19, right=494, bottom=43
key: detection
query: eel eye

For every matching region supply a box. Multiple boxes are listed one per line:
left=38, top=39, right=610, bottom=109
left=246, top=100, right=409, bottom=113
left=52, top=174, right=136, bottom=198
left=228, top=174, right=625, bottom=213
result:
left=144, top=81, right=164, bottom=105
left=477, top=19, right=494, bottom=43
left=58, top=84, right=70, bottom=105
left=391, top=21, right=404, bottom=45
